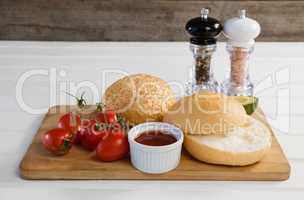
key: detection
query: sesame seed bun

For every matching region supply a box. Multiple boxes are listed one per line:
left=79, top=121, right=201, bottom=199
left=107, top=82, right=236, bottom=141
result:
left=104, top=74, right=176, bottom=125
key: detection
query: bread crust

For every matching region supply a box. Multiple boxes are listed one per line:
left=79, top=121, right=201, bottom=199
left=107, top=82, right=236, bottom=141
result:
left=184, top=135, right=271, bottom=166
left=163, top=92, right=248, bottom=135
left=183, top=117, right=272, bottom=166
left=104, top=74, right=176, bottom=125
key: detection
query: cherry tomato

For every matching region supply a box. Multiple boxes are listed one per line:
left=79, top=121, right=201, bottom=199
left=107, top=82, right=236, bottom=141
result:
left=96, top=128, right=129, bottom=162
left=58, top=112, right=81, bottom=134
left=72, top=119, right=89, bottom=145
left=80, top=119, right=108, bottom=151
left=42, top=128, right=72, bottom=155
left=96, top=111, right=117, bottom=123
left=73, top=130, right=82, bottom=145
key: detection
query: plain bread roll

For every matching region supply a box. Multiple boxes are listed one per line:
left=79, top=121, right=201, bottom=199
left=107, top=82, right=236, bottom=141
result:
left=184, top=116, right=272, bottom=166
left=163, top=92, right=247, bottom=135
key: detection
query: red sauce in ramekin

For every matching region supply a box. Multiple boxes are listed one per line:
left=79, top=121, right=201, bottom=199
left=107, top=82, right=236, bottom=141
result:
left=135, top=130, right=177, bottom=146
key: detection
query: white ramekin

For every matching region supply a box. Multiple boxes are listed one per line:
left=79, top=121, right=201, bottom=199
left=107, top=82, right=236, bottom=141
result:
left=128, top=122, right=184, bottom=174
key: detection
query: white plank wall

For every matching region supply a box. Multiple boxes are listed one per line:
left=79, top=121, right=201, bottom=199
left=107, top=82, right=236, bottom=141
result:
left=0, top=42, right=303, bottom=200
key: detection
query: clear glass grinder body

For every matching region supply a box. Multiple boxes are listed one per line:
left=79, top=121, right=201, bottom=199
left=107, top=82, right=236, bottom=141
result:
left=221, top=10, right=261, bottom=96
left=185, top=8, right=222, bottom=95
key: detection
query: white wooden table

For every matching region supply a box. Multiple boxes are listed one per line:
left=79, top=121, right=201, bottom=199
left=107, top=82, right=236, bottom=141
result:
left=0, top=42, right=303, bottom=200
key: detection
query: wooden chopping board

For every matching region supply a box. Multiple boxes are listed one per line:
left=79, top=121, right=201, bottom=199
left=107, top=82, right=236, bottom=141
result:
left=19, top=105, right=290, bottom=180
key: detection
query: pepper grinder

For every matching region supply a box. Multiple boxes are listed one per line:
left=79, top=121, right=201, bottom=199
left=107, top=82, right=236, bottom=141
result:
left=221, top=10, right=261, bottom=96
left=185, top=8, right=222, bottom=95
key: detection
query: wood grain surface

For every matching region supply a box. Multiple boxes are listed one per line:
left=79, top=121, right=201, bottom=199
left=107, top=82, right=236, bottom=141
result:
left=19, top=105, right=290, bottom=180
left=0, top=0, right=303, bottom=41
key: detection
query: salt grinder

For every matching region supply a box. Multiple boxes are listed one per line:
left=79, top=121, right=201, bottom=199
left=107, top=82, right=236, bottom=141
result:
left=185, top=8, right=222, bottom=95
left=221, top=10, right=261, bottom=96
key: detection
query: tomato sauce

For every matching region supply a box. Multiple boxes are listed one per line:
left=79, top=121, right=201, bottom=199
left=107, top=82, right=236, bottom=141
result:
left=135, top=130, right=177, bottom=146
